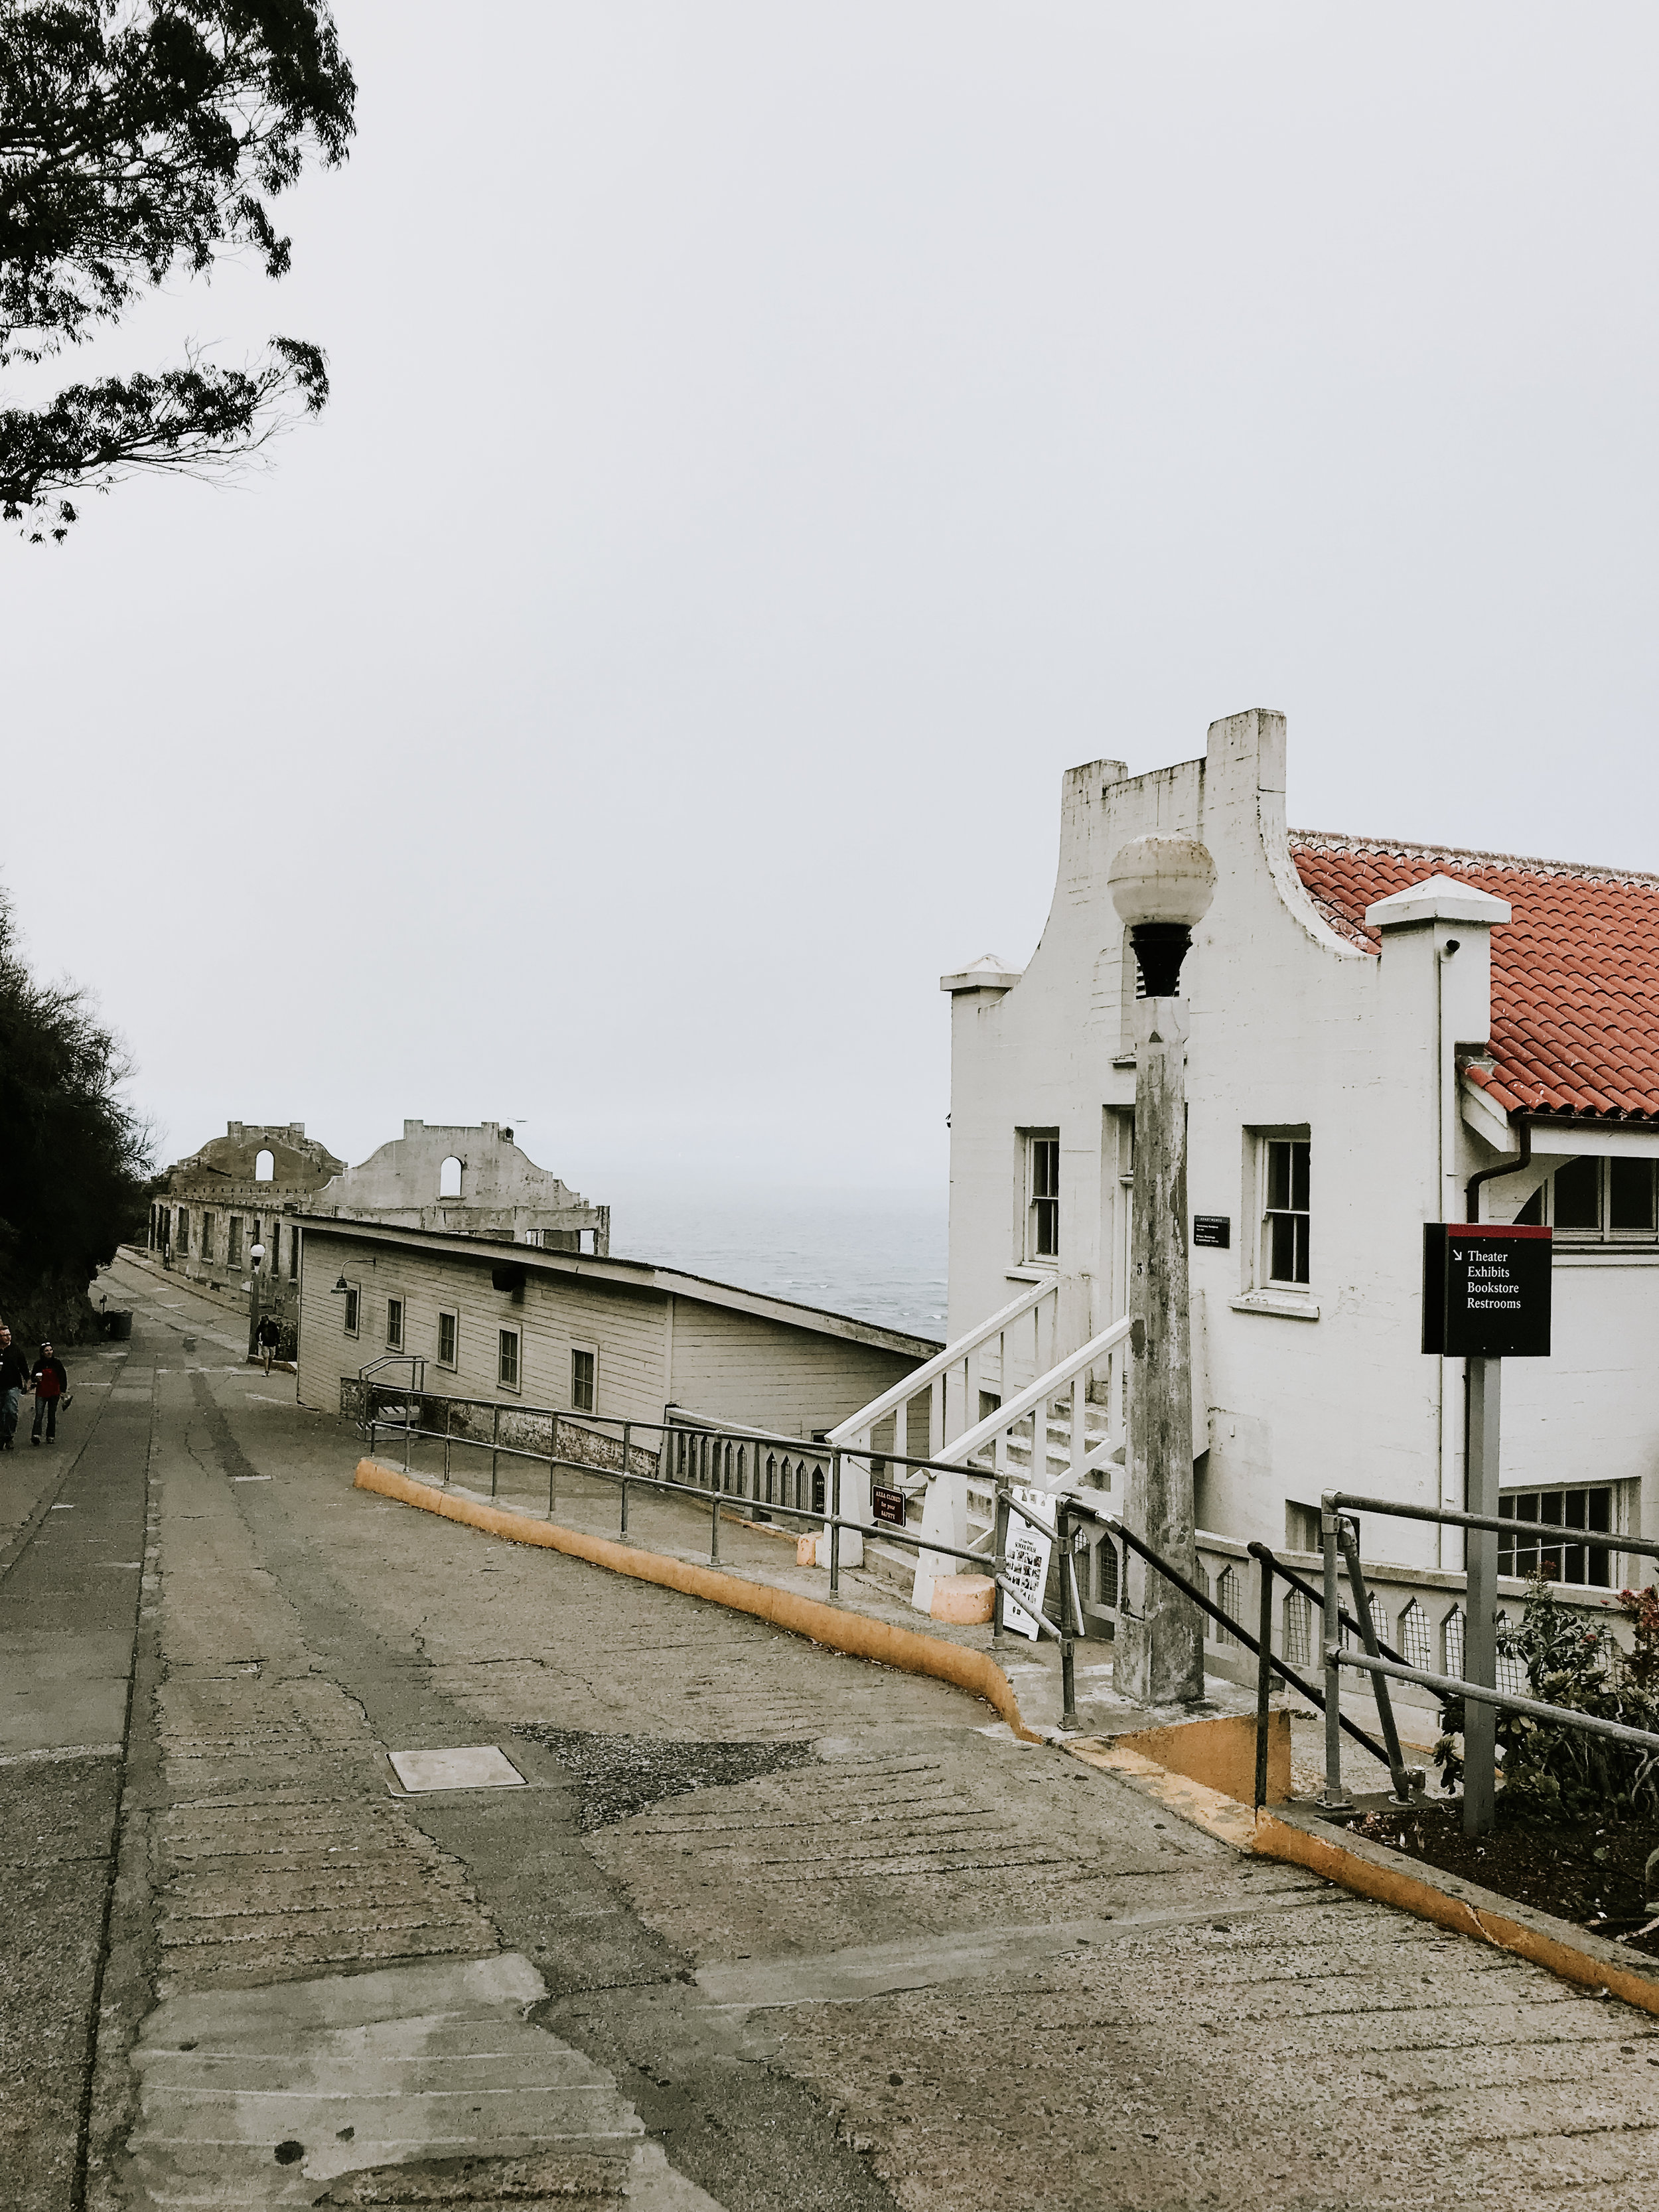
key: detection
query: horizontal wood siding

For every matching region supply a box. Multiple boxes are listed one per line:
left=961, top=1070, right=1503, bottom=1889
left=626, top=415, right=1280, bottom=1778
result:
left=299, top=1230, right=921, bottom=1447
left=299, top=1230, right=668, bottom=1424
left=668, top=1303, right=918, bottom=1438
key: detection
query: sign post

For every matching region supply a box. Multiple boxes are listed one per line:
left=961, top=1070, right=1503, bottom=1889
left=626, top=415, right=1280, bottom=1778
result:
left=1422, top=1223, right=1551, bottom=1836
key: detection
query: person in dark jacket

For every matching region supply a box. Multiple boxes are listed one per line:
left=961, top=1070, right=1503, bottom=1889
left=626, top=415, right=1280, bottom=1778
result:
left=30, top=1343, right=67, bottom=1445
left=0, top=1325, right=27, bottom=1450
left=256, top=1312, right=281, bottom=1374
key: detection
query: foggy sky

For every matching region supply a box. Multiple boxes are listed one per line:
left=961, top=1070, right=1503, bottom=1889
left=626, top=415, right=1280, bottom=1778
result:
left=7, top=3, right=1659, bottom=1215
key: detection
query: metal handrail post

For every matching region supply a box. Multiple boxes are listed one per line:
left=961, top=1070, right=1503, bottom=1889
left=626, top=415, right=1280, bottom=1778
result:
left=1254, top=1552, right=1275, bottom=1811
left=490, top=1402, right=500, bottom=1499
left=403, top=1390, right=411, bottom=1474
left=1058, top=1502, right=1079, bottom=1730
left=710, top=1473, right=721, bottom=1564
left=991, top=1478, right=1012, bottom=1647
left=547, top=1410, right=557, bottom=1517
left=620, top=1422, right=630, bottom=1538
left=443, top=1400, right=452, bottom=1487
left=1319, top=1501, right=1350, bottom=1808
left=830, top=1449, right=842, bottom=1594
left=1336, top=1516, right=1415, bottom=1802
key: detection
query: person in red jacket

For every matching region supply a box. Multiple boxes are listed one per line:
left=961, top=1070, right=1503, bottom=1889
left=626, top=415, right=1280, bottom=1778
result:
left=30, top=1343, right=66, bottom=1445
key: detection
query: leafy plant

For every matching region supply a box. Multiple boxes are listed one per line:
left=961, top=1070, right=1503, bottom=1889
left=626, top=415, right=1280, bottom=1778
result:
left=0, top=1, right=355, bottom=538
left=1433, top=1572, right=1659, bottom=1824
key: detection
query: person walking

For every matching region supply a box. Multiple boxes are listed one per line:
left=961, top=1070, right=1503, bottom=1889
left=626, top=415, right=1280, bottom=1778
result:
left=30, top=1343, right=67, bottom=1445
left=0, top=1325, right=27, bottom=1451
left=256, top=1312, right=281, bottom=1374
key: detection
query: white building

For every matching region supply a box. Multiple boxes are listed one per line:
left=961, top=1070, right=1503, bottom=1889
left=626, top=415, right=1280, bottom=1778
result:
left=940, top=707, right=1659, bottom=1598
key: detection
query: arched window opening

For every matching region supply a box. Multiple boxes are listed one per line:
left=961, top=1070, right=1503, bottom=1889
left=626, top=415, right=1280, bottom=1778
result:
left=1366, top=1597, right=1390, bottom=1651
left=736, top=1447, right=747, bottom=1497
left=1441, top=1606, right=1465, bottom=1680
left=254, top=1149, right=275, bottom=1182
left=812, top=1465, right=826, bottom=1516
left=1398, top=1600, right=1432, bottom=1672
left=766, top=1454, right=776, bottom=1505
left=1283, top=1590, right=1313, bottom=1670
left=1214, top=1565, right=1242, bottom=1647
left=1095, top=1538, right=1119, bottom=1611
left=439, top=1155, right=463, bottom=1199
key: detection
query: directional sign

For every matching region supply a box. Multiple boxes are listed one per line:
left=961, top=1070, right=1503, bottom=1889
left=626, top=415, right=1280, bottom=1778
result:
left=1422, top=1224, right=1552, bottom=1359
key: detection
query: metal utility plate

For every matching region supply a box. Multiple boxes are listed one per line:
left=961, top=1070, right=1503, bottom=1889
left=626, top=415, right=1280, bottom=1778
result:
left=388, top=1745, right=527, bottom=1793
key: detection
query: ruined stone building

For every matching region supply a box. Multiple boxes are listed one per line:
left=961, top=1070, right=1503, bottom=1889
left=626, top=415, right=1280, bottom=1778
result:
left=306, top=1122, right=610, bottom=1253
left=149, top=1123, right=344, bottom=1307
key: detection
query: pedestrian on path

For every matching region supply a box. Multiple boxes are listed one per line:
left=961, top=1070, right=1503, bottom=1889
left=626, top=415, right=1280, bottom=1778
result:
left=0, top=1324, right=28, bottom=1451
left=256, top=1313, right=281, bottom=1374
left=30, top=1343, right=67, bottom=1445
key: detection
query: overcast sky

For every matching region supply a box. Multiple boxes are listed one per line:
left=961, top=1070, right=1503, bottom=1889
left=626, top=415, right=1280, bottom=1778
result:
left=8, top=3, right=1659, bottom=1215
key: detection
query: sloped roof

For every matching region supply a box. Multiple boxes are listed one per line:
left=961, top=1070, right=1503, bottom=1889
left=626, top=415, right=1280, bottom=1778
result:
left=1291, top=832, right=1659, bottom=1122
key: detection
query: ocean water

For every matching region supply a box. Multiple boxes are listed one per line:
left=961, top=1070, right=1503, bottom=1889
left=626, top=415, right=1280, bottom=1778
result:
left=605, top=1187, right=948, bottom=1343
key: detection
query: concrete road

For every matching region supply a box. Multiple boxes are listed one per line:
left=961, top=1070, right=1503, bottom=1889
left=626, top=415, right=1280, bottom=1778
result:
left=3, top=1255, right=1656, bottom=2211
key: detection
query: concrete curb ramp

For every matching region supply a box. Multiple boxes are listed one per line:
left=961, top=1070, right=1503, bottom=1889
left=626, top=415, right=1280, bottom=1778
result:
left=352, top=1458, right=1040, bottom=1741
left=1071, top=1737, right=1659, bottom=2018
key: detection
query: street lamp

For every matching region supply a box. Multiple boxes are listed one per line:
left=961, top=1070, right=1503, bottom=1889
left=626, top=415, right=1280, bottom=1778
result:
left=1108, top=834, right=1217, bottom=1707
left=248, top=1241, right=266, bottom=1361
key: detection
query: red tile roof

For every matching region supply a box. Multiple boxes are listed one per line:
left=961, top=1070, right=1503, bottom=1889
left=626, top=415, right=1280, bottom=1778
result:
left=1290, top=832, right=1659, bottom=1122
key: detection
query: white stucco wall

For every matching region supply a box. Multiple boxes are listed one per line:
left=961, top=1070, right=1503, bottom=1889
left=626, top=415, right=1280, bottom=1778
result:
left=944, top=708, right=1659, bottom=1568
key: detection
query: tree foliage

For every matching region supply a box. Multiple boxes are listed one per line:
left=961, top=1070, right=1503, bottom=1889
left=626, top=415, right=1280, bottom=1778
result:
left=0, top=885, right=153, bottom=1340
left=0, top=0, right=354, bottom=538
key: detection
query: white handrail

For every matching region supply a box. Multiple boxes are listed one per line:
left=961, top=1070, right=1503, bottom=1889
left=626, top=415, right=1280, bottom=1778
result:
left=824, top=1278, right=1055, bottom=1447
left=934, top=1315, right=1133, bottom=1471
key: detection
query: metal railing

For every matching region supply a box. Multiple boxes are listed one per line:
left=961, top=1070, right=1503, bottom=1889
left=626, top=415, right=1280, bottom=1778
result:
left=1317, top=1491, right=1659, bottom=1834
left=826, top=1278, right=1062, bottom=1464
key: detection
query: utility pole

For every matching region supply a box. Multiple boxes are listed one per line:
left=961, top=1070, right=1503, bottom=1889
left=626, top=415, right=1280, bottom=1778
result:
left=1108, top=836, right=1216, bottom=1707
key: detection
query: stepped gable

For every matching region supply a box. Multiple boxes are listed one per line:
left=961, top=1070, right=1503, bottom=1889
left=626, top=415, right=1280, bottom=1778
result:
left=1290, top=830, right=1659, bottom=1123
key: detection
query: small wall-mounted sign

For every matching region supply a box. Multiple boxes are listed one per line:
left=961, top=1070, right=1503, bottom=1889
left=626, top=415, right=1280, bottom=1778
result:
left=871, top=1485, right=907, bottom=1527
left=1192, top=1215, right=1231, bottom=1250
left=1422, top=1224, right=1553, bottom=1359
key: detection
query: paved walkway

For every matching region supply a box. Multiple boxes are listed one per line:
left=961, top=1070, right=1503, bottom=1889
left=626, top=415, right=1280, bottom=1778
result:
left=1, top=1254, right=1654, bottom=2209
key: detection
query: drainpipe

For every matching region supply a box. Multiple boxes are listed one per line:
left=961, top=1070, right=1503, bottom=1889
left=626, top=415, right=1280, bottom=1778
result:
left=1465, top=1118, right=1532, bottom=1224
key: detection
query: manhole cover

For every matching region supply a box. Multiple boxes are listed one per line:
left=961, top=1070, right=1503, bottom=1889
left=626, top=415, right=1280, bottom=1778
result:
left=388, top=1745, right=527, bottom=1793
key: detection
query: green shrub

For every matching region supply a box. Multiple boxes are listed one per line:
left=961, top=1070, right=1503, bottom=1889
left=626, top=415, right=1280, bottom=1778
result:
left=1434, top=1574, right=1659, bottom=1824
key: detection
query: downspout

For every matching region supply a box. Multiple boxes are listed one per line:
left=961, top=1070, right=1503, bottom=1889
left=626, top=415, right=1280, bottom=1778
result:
left=1465, top=1117, right=1532, bottom=1224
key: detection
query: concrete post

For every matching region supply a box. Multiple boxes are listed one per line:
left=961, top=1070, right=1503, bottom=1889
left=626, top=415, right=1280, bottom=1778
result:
left=1116, top=993, right=1205, bottom=1704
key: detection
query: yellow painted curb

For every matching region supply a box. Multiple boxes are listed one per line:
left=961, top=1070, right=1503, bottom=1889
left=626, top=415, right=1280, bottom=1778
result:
left=1066, top=1728, right=1659, bottom=2017
left=354, top=1459, right=1041, bottom=1742
left=1252, top=1811, right=1659, bottom=2017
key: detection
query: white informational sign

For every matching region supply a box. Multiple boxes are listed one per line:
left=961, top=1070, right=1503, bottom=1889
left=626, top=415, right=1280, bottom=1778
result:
left=1001, top=1487, right=1055, bottom=1641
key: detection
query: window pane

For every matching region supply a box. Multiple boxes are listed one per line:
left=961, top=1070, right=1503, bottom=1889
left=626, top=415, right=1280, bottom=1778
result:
left=1269, top=1213, right=1299, bottom=1282
left=1290, top=1140, right=1310, bottom=1213
left=498, top=1330, right=518, bottom=1386
left=1267, top=1141, right=1291, bottom=1213
left=1610, top=1157, right=1656, bottom=1232
left=344, top=1290, right=358, bottom=1333
left=1514, top=1185, right=1544, bottom=1225
left=1553, top=1155, right=1600, bottom=1230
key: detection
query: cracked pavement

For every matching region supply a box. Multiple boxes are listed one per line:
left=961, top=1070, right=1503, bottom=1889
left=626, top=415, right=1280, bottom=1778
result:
left=3, top=1253, right=1657, bottom=2210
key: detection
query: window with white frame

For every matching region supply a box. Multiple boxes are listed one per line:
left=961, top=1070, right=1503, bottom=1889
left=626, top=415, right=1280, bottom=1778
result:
left=343, top=1285, right=360, bottom=1336
left=571, top=1345, right=596, bottom=1413
left=437, top=1310, right=458, bottom=1368
left=1499, top=1484, right=1617, bottom=1587
left=1516, top=1155, right=1658, bottom=1241
left=1261, top=1134, right=1311, bottom=1288
left=498, top=1326, right=520, bottom=1392
left=386, top=1297, right=403, bottom=1351
left=1025, top=1131, right=1060, bottom=1262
